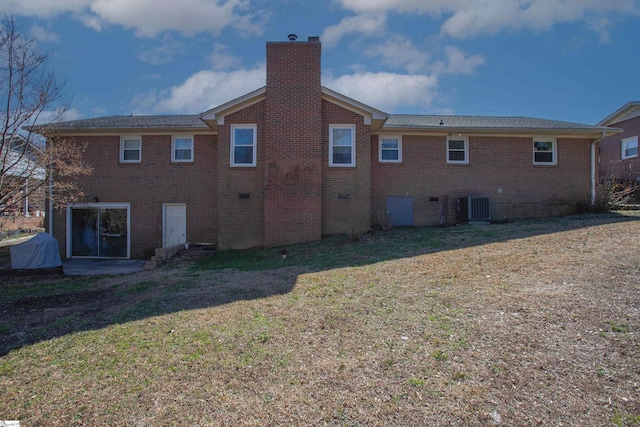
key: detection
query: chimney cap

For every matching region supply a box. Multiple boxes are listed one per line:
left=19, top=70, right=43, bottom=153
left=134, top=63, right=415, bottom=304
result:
left=287, top=34, right=297, bottom=41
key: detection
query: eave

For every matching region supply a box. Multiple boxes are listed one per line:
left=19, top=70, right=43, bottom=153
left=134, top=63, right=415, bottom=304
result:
left=200, top=87, right=267, bottom=130
left=597, top=101, right=640, bottom=127
left=321, top=86, right=389, bottom=130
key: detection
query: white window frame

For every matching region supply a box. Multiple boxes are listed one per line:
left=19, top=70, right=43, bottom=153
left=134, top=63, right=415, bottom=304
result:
left=446, top=136, right=469, bottom=164
left=120, top=136, right=141, bottom=163
left=533, top=137, right=557, bottom=165
left=329, top=124, right=356, bottom=167
left=378, top=135, right=402, bottom=163
left=230, top=124, right=257, bottom=167
left=172, top=135, right=194, bottom=162
left=621, top=136, right=638, bottom=160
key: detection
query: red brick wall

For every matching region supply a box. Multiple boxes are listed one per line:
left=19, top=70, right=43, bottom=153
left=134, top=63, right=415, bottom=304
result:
left=263, top=40, right=323, bottom=246
left=600, top=116, right=640, bottom=180
left=371, top=135, right=593, bottom=225
left=53, top=133, right=217, bottom=258
left=216, top=101, right=265, bottom=249
left=321, top=100, right=371, bottom=235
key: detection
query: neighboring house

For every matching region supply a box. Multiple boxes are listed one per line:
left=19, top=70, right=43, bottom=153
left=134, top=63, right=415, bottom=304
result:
left=32, top=36, right=617, bottom=259
left=1, top=134, right=46, bottom=217
left=598, top=101, right=640, bottom=182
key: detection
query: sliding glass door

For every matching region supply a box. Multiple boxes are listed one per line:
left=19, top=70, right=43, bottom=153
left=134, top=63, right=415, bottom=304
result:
left=68, top=204, right=129, bottom=258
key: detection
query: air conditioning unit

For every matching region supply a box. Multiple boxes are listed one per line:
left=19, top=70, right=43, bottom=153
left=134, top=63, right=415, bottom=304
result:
left=468, top=197, right=490, bottom=221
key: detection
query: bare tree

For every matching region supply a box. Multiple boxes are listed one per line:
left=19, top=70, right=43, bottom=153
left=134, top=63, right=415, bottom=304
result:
left=0, top=14, right=91, bottom=220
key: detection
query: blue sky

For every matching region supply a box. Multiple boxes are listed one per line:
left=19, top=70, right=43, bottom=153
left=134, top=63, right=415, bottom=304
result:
left=5, top=0, right=640, bottom=125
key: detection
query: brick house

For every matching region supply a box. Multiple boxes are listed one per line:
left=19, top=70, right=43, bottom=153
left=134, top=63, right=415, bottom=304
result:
left=598, top=101, right=640, bottom=181
left=35, top=36, right=617, bottom=259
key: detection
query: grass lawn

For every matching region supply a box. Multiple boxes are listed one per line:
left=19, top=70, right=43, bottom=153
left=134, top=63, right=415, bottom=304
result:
left=0, top=213, right=639, bottom=426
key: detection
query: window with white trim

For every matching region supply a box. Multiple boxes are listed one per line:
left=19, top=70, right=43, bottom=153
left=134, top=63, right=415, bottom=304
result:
left=120, top=136, right=141, bottom=163
left=533, top=138, right=557, bottom=165
left=379, top=135, right=402, bottom=163
left=621, top=136, right=638, bottom=160
left=231, top=125, right=256, bottom=167
left=172, top=135, right=194, bottom=162
left=329, top=124, right=356, bottom=167
left=447, top=136, right=468, bottom=164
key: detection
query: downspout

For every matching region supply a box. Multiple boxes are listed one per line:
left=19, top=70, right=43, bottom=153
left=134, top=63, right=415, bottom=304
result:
left=48, top=139, right=54, bottom=237
left=24, top=180, right=29, bottom=217
left=590, top=131, right=607, bottom=206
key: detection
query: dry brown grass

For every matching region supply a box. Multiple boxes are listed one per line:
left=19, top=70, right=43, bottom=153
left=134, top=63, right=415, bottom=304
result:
left=0, top=213, right=639, bottom=426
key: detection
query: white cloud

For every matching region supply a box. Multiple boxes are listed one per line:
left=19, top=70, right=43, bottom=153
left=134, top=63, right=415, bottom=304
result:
left=2, top=0, right=264, bottom=38
left=587, top=17, right=612, bottom=44
left=76, top=13, right=103, bottom=31
left=208, top=43, right=242, bottom=70
left=137, top=35, right=186, bottom=65
left=334, top=0, right=638, bottom=39
left=29, top=107, right=84, bottom=125
left=131, top=62, right=438, bottom=115
left=363, top=34, right=484, bottom=76
left=28, top=24, right=59, bottom=43
left=324, top=72, right=438, bottom=111
left=133, top=64, right=265, bottom=114
left=433, top=46, right=485, bottom=75
left=363, top=34, right=429, bottom=74
left=321, top=13, right=386, bottom=48
left=90, top=0, right=256, bottom=37
left=0, top=0, right=94, bottom=18
left=132, top=36, right=476, bottom=115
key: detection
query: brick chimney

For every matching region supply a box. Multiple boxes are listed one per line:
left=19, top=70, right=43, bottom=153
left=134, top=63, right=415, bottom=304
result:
left=263, top=36, right=322, bottom=246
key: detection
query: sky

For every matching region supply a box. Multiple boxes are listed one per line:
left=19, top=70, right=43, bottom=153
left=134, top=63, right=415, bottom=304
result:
left=4, top=0, right=640, bottom=126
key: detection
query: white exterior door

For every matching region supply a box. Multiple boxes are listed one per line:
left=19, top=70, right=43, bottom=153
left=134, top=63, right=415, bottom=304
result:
left=163, top=203, right=186, bottom=247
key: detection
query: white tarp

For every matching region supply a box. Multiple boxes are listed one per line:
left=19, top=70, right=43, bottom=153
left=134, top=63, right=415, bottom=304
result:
left=10, top=232, right=62, bottom=269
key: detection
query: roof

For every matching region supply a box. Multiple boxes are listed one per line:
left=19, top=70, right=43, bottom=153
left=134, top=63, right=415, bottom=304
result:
left=25, top=97, right=619, bottom=139
left=200, top=86, right=388, bottom=128
left=597, top=101, right=640, bottom=127
left=26, top=115, right=210, bottom=133
left=381, top=114, right=618, bottom=137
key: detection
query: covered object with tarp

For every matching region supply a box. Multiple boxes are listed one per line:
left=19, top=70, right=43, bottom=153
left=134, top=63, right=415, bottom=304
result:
left=10, top=233, right=62, bottom=269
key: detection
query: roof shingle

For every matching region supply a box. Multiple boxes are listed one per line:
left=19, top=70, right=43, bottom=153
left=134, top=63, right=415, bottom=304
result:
left=42, top=115, right=209, bottom=130
left=383, top=114, right=611, bottom=131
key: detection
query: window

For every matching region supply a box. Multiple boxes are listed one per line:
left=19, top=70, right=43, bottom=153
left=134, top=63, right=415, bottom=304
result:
left=533, top=138, right=557, bottom=165
left=231, top=125, right=256, bottom=167
left=379, top=135, right=402, bottom=163
left=621, top=136, right=638, bottom=160
left=120, top=136, right=141, bottom=163
left=172, top=135, right=194, bottom=162
left=329, top=124, right=356, bottom=167
left=447, top=136, right=468, bottom=164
